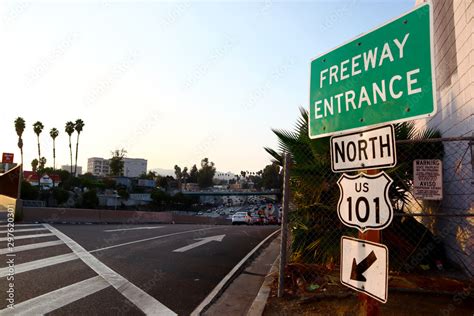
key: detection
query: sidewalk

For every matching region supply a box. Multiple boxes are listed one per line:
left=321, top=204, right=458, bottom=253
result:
left=203, top=234, right=281, bottom=316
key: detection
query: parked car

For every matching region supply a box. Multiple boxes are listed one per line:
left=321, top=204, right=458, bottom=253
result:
left=232, top=212, right=251, bottom=225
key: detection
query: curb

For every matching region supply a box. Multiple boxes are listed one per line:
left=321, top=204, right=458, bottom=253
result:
left=247, top=255, right=280, bottom=316
left=191, top=229, right=280, bottom=316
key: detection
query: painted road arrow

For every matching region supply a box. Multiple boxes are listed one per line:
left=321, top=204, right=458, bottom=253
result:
left=172, top=235, right=226, bottom=253
left=350, top=250, right=377, bottom=282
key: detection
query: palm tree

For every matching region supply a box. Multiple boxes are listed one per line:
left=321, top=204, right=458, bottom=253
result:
left=74, top=119, right=85, bottom=176
left=14, top=117, right=26, bottom=167
left=38, top=157, right=47, bottom=171
left=265, top=107, right=442, bottom=266
left=65, top=121, right=75, bottom=174
left=49, top=128, right=59, bottom=170
left=33, top=121, right=44, bottom=163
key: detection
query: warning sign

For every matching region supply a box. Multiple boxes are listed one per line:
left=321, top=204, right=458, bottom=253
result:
left=413, top=159, right=443, bottom=200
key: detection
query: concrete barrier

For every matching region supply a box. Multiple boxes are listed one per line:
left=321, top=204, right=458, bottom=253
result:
left=20, top=207, right=230, bottom=225
left=0, top=194, right=20, bottom=222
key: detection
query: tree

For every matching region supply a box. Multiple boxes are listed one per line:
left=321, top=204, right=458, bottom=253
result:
left=74, top=119, right=85, bottom=176
left=38, top=157, right=47, bottom=173
left=261, top=163, right=282, bottom=190
left=81, top=189, right=99, bottom=209
left=20, top=181, right=39, bottom=200
left=33, top=121, right=44, bottom=163
left=31, top=159, right=39, bottom=172
left=197, top=158, right=216, bottom=188
left=110, top=149, right=127, bottom=176
left=14, top=117, right=26, bottom=167
left=189, top=164, right=198, bottom=183
left=151, top=188, right=170, bottom=206
left=49, top=128, right=59, bottom=170
left=182, top=167, right=189, bottom=188
left=174, top=165, right=184, bottom=189
left=139, top=171, right=157, bottom=180
left=174, top=165, right=182, bottom=181
left=65, top=121, right=75, bottom=174
left=53, top=188, right=69, bottom=205
left=156, top=175, right=174, bottom=189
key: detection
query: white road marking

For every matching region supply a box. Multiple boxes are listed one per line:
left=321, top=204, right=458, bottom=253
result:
left=172, top=234, right=225, bottom=253
left=0, top=240, right=63, bottom=255
left=104, top=226, right=164, bottom=232
left=44, top=224, right=177, bottom=316
left=0, top=233, right=54, bottom=241
left=0, top=227, right=48, bottom=233
left=190, top=229, right=280, bottom=316
left=0, top=227, right=222, bottom=276
left=0, top=276, right=109, bottom=315
left=0, top=253, right=78, bottom=277
left=90, top=227, right=220, bottom=253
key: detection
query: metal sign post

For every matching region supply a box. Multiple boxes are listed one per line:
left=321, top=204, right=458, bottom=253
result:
left=359, top=168, right=381, bottom=315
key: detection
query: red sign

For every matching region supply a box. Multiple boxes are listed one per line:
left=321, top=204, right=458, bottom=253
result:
left=2, top=153, right=14, bottom=164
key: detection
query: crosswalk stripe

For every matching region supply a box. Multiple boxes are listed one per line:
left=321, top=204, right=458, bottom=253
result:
left=0, top=253, right=78, bottom=277
left=44, top=224, right=177, bottom=316
left=0, top=227, right=48, bottom=233
left=0, top=233, right=54, bottom=242
left=0, top=240, right=63, bottom=255
left=0, top=276, right=109, bottom=315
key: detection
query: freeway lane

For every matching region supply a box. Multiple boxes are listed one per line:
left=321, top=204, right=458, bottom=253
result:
left=0, top=224, right=278, bottom=315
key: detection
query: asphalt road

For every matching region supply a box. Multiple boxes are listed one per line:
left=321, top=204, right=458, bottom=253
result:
left=0, top=223, right=278, bottom=315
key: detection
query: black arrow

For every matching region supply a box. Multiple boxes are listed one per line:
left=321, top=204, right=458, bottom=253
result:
left=350, top=250, right=377, bottom=282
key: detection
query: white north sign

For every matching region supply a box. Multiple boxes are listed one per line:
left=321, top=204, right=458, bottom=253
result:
left=340, top=236, right=388, bottom=303
left=337, top=171, right=394, bottom=232
left=330, top=125, right=396, bottom=172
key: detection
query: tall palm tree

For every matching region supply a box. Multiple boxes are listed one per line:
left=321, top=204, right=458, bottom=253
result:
left=33, top=121, right=44, bottom=163
left=74, top=119, right=84, bottom=176
left=49, top=128, right=59, bottom=170
left=65, top=121, right=75, bottom=174
left=14, top=117, right=26, bottom=167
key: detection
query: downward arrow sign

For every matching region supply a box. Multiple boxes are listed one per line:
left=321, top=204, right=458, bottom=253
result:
left=172, top=235, right=225, bottom=253
left=350, top=250, right=377, bottom=282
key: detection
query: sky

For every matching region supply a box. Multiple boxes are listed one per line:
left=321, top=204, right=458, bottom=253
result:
left=0, top=0, right=414, bottom=175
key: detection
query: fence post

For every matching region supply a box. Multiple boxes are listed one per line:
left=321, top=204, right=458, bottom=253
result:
left=278, top=152, right=291, bottom=298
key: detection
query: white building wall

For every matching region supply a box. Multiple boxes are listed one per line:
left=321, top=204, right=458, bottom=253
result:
left=87, top=157, right=110, bottom=176
left=415, top=0, right=473, bottom=276
left=123, top=158, right=147, bottom=178
left=61, top=165, right=82, bottom=175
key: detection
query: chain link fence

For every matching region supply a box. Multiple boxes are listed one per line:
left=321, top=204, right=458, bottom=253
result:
left=279, top=136, right=473, bottom=298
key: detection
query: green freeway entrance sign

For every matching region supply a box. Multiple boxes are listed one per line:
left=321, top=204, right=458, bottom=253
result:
left=309, top=3, right=436, bottom=139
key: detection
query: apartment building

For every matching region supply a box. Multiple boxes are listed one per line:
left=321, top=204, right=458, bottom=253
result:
left=61, top=165, right=82, bottom=175
left=87, top=157, right=147, bottom=178
left=87, top=157, right=110, bottom=176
